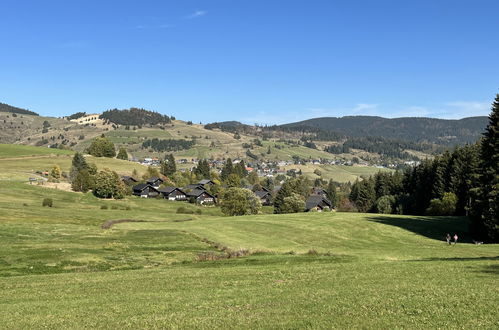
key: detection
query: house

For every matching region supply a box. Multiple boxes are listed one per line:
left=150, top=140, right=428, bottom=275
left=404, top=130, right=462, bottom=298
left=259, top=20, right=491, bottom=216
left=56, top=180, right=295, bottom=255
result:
left=133, top=183, right=160, bottom=198
left=122, top=176, right=138, bottom=185
left=185, top=183, right=206, bottom=191
left=254, top=190, right=272, bottom=206
left=311, top=187, right=328, bottom=198
left=186, top=189, right=216, bottom=204
left=146, top=177, right=164, bottom=188
left=198, top=179, right=216, bottom=186
left=158, top=187, right=187, bottom=201
left=305, top=195, right=332, bottom=212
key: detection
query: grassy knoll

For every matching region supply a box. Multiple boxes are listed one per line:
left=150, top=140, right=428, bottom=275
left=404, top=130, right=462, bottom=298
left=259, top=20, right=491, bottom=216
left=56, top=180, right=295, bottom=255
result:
left=0, top=143, right=73, bottom=158
left=284, top=163, right=393, bottom=182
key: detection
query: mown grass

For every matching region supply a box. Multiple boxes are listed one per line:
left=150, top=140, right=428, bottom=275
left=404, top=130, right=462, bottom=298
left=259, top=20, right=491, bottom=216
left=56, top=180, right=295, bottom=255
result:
left=0, top=145, right=497, bottom=328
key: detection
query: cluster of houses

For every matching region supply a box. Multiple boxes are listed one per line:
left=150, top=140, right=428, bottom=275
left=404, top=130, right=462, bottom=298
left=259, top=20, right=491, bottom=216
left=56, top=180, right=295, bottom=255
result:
left=122, top=176, right=333, bottom=211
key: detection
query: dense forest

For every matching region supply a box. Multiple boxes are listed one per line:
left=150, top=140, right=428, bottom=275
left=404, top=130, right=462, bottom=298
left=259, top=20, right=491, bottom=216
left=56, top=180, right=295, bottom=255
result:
left=0, top=102, right=39, bottom=116
left=281, top=115, right=488, bottom=145
left=67, top=112, right=86, bottom=120
left=100, top=108, right=171, bottom=126
left=325, top=136, right=440, bottom=160
left=142, top=138, right=196, bottom=152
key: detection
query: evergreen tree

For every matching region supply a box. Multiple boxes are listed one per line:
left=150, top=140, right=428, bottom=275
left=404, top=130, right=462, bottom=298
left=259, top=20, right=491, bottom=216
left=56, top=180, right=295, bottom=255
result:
left=116, top=147, right=128, bottom=160
left=71, top=169, right=94, bottom=193
left=349, top=177, right=376, bottom=212
left=471, top=94, right=499, bottom=242
left=220, top=158, right=234, bottom=181
left=326, top=179, right=338, bottom=207
left=161, top=154, right=176, bottom=177
left=194, top=159, right=211, bottom=179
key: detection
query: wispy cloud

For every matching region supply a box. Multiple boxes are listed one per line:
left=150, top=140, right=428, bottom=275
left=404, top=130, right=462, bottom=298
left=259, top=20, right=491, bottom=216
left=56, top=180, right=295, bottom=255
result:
left=186, top=10, right=207, bottom=19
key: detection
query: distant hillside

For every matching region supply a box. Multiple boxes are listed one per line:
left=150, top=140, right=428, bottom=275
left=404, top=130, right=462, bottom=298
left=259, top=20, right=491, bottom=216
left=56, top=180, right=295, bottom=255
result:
left=0, top=102, right=39, bottom=116
left=280, top=116, right=488, bottom=145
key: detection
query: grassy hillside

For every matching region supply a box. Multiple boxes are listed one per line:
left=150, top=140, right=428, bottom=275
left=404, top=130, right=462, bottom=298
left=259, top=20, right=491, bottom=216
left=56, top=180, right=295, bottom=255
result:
left=0, top=170, right=497, bottom=328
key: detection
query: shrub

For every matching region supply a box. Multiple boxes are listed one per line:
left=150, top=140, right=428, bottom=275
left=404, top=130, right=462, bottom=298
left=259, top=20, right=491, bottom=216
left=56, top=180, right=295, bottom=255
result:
left=426, top=192, right=458, bottom=216
left=177, top=206, right=194, bottom=214
left=42, top=198, right=53, bottom=207
left=111, top=205, right=119, bottom=210
left=196, top=209, right=202, bottom=215
left=125, top=206, right=131, bottom=211
left=280, top=193, right=305, bottom=213
left=101, top=205, right=108, bottom=210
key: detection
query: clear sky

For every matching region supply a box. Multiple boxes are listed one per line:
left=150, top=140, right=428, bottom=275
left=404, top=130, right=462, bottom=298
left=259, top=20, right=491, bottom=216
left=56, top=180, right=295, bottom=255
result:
left=1, top=0, right=498, bottom=124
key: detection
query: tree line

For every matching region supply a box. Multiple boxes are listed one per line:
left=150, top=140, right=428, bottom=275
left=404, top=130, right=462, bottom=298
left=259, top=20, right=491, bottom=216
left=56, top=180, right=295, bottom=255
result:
left=100, top=108, right=171, bottom=126
left=349, top=95, right=498, bottom=242
left=142, top=138, right=196, bottom=152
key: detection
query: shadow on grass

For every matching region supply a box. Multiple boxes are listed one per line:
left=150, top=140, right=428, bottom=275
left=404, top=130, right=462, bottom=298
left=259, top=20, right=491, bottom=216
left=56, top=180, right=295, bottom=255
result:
left=480, top=264, right=499, bottom=275
left=408, top=256, right=499, bottom=262
left=367, top=215, right=472, bottom=242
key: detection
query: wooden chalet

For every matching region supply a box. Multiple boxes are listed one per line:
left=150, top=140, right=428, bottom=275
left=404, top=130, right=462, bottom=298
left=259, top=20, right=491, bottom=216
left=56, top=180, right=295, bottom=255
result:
left=311, top=187, right=328, bottom=198
left=146, top=177, right=164, bottom=188
left=185, top=183, right=206, bottom=191
left=158, top=187, right=187, bottom=201
left=198, top=179, right=216, bottom=186
left=305, top=195, right=332, bottom=212
left=186, top=189, right=216, bottom=204
left=122, top=176, right=138, bottom=185
left=255, top=190, right=272, bottom=206
left=133, top=183, right=160, bottom=198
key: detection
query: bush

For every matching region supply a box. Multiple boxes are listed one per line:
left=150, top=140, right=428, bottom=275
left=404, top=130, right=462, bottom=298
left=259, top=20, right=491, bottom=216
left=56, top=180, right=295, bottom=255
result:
left=101, top=205, right=108, bottom=210
left=111, top=205, right=119, bottom=210
left=177, top=206, right=194, bottom=214
left=196, top=209, right=202, bottom=215
left=280, top=193, right=305, bottom=213
left=220, top=188, right=262, bottom=216
left=42, top=198, right=53, bottom=207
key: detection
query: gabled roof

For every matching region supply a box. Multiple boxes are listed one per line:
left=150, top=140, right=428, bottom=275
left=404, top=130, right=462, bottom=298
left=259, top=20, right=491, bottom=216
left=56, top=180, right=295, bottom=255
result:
left=185, top=183, right=206, bottom=190
left=133, top=183, right=158, bottom=192
left=122, top=176, right=138, bottom=182
left=198, top=179, right=215, bottom=185
left=305, top=195, right=332, bottom=210
left=312, top=187, right=327, bottom=195
left=146, top=177, right=164, bottom=184
left=186, top=189, right=215, bottom=198
left=158, top=186, right=186, bottom=195
left=255, top=190, right=271, bottom=198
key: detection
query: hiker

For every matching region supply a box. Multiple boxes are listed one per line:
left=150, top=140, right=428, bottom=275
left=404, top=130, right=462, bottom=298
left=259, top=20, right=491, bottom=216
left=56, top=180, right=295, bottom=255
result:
left=446, top=234, right=451, bottom=245
left=453, top=234, right=458, bottom=245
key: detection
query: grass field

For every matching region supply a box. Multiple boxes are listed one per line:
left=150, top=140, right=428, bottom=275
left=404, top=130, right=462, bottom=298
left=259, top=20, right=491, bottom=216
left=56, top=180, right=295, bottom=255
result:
left=0, top=145, right=497, bottom=328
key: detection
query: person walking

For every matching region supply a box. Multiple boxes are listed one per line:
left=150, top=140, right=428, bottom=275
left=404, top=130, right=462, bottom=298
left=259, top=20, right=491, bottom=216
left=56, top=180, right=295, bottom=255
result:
left=453, top=234, right=458, bottom=245
left=446, top=234, right=451, bottom=245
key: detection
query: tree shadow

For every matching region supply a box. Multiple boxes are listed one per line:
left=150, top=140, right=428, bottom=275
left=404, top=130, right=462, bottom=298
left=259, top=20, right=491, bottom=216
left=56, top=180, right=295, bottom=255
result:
left=367, top=215, right=473, bottom=242
left=479, top=264, right=499, bottom=275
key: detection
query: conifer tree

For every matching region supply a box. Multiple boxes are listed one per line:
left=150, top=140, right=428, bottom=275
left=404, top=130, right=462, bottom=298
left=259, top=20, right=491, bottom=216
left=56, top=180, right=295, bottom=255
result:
left=161, top=154, right=176, bottom=177
left=220, top=158, right=234, bottom=181
left=471, top=94, right=499, bottom=242
left=116, top=147, right=128, bottom=160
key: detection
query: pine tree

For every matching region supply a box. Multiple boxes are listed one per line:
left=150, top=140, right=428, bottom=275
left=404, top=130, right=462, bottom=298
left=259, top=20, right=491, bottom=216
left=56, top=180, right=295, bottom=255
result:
left=326, top=179, right=338, bottom=207
left=194, top=159, right=211, bottom=179
left=161, top=154, right=176, bottom=177
left=221, top=158, right=234, bottom=181
left=471, top=94, right=499, bottom=242
left=116, top=147, right=128, bottom=160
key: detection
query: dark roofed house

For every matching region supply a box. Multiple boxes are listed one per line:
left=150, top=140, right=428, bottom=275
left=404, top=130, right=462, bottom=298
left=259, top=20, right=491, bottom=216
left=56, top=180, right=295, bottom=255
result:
left=255, top=190, right=272, bottom=206
left=146, top=177, right=164, bottom=188
left=185, top=183, right=206, bottom=191
left=158, top=187, right=187, bottom=201
left=186, top=189, right=216, bottom=205
left=122, top=176, right=138, bottom=185
left=305, top=195, right=332, bottom=212
left=198, top=179, right=216, bottom=186
left=312, top=187, right=328, bottom=198
left=133, top=183, right=160, bottom=198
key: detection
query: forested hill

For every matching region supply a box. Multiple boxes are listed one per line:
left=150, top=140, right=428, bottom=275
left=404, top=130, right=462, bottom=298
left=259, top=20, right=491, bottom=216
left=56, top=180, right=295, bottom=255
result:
left=0, top=102, right=39, bottom=116
left=280, top=116, right=488, bottom=145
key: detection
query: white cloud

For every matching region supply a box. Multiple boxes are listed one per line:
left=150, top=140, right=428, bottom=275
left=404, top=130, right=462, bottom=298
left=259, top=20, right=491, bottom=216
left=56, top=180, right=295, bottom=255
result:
left=186, top=10, right=207, bottom=19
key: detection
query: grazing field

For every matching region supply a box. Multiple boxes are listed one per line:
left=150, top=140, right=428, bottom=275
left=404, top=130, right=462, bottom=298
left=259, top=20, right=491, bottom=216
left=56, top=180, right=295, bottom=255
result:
left=0, top=179, right=498, bottom=328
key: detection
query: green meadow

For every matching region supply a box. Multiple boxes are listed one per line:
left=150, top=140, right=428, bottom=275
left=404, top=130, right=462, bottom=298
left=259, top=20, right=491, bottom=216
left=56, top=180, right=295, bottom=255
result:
left=0, top=145, right=497, bottom=329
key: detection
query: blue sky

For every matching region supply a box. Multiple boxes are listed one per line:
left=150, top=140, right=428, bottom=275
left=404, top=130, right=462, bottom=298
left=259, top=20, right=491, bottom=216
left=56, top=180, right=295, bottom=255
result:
left=1, top=0, right=498, bottom=124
